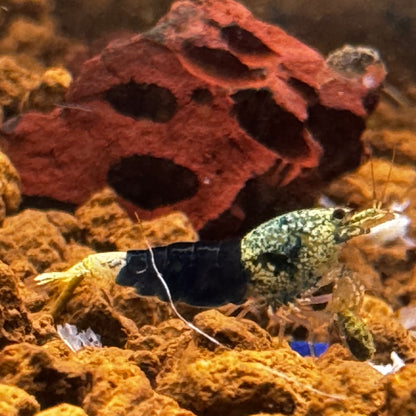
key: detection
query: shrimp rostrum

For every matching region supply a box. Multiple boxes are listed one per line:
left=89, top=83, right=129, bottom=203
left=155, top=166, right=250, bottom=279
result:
left=35, top=205, right=395, bottom=360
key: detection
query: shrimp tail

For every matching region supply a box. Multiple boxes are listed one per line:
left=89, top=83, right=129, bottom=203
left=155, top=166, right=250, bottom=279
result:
left=116, top=240, right=248, bottom=307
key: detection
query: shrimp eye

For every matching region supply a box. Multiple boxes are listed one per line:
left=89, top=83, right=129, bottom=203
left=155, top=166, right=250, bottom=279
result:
left=332, top=208, right=346, bottom=220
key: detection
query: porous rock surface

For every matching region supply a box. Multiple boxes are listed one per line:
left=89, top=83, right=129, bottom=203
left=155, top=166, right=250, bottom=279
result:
left=0, top=261, right=34, bottom=349
left=35, top=403, right=88, bottom=416
left=75, top=187, right=197, bottom=251
left=361, top=296, right=416, bottom=364
left=0, top=150, right=21, bottom=220
left=0, top=208, right=81, bottom=280
left=0, top=0, right=78, bottom=121
left=2, top=282, right=416, bottom=416
left=385, top=362, right=416, bottom=415
left=0, top=339, right=196, bottom=416
left=315, top=344, right=385, bottom=415
left=0, top=342, right=91, bottom=409
left=0, top=382, right=40, bottom=416
left=2, top=0, right=385, bottom=235
left=152, top=312, right=387, bottom=416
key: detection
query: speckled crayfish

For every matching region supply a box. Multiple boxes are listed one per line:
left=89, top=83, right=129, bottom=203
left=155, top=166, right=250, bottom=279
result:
left=35, top=204, right=395, bottom=360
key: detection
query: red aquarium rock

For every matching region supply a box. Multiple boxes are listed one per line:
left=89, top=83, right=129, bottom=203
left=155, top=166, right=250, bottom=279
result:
left=1, top=0, right=385, bottom=235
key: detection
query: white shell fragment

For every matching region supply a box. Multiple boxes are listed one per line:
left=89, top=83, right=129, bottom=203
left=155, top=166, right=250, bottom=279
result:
left=57, top=323, right=102, bottom=352
left=369, top=351, right=405, bottom=375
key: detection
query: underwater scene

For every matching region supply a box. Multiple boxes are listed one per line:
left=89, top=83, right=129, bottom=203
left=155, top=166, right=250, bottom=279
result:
left=0, top=0, right=416, bottom=414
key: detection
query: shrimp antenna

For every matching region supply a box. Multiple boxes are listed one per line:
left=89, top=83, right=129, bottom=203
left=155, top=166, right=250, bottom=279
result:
left=133, top=213, right=225, bottom=348
left=370, top=156, right=378, bottom=208
left=379, top=146, right=396, bottom=209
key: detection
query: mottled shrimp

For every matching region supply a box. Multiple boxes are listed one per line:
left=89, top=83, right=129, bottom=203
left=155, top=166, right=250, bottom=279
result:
left=35, top=203, right=395, bottom=359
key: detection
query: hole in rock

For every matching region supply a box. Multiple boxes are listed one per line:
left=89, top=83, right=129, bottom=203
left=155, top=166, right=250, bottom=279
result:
left=232, top=89, right=307, bottom=158
left=104, top=81, right=177, bottom=122
left=33, top=367, right=87, bottom=409
left=287, top=78, right=318, bottom=105
left=191, top=88, right=213, bottom=104
left=306, top=104, right=365, bottom=180
left=107, top=155, right=199, bottom=210
left=183, top=42, right=256, bottom=79
left=220, top=25, right=272, bottom=55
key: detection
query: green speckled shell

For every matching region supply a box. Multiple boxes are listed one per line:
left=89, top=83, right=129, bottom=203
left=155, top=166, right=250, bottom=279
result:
left=241, top=208, right=345, bottom=306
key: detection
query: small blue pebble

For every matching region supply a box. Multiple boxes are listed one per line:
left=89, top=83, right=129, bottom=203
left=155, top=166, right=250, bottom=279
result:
left=289, top=341, right=328, bottom=357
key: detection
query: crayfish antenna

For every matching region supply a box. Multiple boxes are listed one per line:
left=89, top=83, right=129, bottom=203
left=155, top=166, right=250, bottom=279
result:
left=370, top=146, right=396, bottom=211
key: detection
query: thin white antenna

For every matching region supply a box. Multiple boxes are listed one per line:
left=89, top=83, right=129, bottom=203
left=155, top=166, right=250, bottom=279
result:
left=134, top=213, right=225, bottom=348
left=262, top=365, right=346, bottom=402
left=145, top=239, right=225, bottom=347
